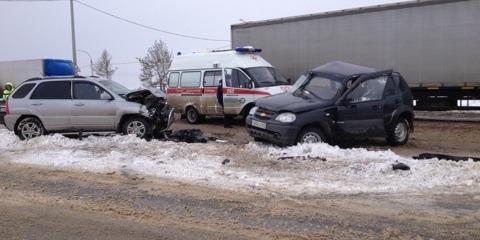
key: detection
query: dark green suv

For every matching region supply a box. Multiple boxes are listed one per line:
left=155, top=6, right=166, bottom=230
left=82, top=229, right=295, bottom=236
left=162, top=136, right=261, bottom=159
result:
left=246, top=61, right=414, bottom=146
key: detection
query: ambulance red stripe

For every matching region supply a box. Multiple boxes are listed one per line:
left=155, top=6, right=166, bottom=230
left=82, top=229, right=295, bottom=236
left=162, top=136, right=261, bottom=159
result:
left=166, top=87, right=271, bottom=96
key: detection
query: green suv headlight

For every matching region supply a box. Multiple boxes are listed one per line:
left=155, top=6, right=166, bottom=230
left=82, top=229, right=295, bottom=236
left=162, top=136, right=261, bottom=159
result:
left=275, top=112, right=296, bottom=123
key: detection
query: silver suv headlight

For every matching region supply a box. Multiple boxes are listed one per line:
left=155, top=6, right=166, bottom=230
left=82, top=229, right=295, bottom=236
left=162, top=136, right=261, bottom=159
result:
left=249, top=106, right=258, bottom=115
left=275, top=112, right=296, bottom=123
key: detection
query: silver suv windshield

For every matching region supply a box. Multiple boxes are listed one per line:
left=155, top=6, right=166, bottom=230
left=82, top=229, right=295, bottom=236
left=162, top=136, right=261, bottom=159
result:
left=99, top=80, right=130, bottom=96
left=244, top=67, right=287, bottom=87
left=293, top=75, right=344, bottom=100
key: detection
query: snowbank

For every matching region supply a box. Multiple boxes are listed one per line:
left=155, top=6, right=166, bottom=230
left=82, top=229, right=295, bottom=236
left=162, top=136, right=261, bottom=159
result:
left=0, top=129, right=479, bottom=195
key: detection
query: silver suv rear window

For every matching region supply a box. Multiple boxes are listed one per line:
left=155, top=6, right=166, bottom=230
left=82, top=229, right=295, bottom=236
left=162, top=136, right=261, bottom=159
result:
left=31, top=81, right=72, bottom=99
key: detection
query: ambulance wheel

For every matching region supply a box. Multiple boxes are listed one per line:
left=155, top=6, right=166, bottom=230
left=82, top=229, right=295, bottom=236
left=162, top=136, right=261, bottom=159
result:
left=186, top=107, right=203, bottom=124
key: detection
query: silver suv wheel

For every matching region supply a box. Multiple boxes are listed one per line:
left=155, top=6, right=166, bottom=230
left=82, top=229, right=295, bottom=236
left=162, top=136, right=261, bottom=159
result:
left=17, top=117, right=45, bottom=140
left=126, top=121, right=146, bottom=137
left=21, top=122, right=42, bottom=139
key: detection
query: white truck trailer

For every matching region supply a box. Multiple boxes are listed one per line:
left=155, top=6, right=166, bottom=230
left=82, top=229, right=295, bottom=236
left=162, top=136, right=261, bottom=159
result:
left=231, top=0, right=480, bottom=110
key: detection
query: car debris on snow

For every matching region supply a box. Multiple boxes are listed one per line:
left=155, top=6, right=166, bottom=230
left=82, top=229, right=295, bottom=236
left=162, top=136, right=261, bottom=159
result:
left=392, top=162, right=410, bottom=171
left=159, top=129, right=208, bottom=143
left=277, top=156, right=327, bottom=161
left=414, top=153, right=480, bottom=162
left=222, top=159, right=231, bottom=165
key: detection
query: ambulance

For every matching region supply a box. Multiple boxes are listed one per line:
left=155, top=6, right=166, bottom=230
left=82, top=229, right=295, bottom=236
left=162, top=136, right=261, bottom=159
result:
left=166, top=47, right=290, bottom=124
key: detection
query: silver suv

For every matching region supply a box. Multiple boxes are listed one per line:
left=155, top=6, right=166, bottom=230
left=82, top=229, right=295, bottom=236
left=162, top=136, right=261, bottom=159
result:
left=3, top=76, right=174, bottom=140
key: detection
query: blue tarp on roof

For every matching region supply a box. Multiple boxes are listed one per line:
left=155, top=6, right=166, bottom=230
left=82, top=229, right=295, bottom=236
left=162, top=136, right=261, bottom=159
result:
left=43, top=59, right=75, bottom=76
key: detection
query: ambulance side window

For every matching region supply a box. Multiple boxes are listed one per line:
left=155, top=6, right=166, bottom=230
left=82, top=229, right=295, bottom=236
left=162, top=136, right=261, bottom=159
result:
left=168, top=72, right=180, bottom=88
left=180, top=71, right=201, bottom=87
left=203, top=71, right=222, bottom=87
left=224, top=68, right=250, bottom=88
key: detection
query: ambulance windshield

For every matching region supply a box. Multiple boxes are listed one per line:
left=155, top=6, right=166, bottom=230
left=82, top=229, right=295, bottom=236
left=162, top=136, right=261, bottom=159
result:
left=244, top=67, right=288, bottom=87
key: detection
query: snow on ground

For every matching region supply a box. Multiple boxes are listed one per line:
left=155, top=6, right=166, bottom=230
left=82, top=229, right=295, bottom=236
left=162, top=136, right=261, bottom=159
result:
left=0, top=129, right=479, bottom=195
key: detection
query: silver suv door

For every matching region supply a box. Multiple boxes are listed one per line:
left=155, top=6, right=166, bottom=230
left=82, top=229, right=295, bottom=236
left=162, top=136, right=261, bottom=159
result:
left=72, top=81, right=116, bottom=131
left=29, top=81, right=73, bottom=131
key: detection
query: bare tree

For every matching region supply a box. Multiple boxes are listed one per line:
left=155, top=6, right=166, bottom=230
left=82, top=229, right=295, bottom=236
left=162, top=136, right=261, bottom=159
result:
left=138, top=40, right=172, bottom=89
left=94, top=50, right=115, bottom=80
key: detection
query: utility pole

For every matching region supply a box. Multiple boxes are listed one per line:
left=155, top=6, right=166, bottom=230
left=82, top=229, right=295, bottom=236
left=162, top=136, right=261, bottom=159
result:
left=70, top=0, right=78, bottom=68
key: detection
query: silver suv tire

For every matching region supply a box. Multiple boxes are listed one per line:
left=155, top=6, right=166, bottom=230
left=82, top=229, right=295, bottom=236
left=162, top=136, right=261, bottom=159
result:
left=122, top=117, right=152, bottom=139
left=16, top=117, right=45, bottom=140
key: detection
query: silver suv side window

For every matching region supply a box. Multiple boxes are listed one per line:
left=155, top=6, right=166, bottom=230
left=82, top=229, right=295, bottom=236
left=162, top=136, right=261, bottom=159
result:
left=73, top=81, right=111, bottom=100
left=31, top=81, right=71, bottom=99
left=12, top=83, right=36, bottom=99
left=348, top=76, right=387, bottom=103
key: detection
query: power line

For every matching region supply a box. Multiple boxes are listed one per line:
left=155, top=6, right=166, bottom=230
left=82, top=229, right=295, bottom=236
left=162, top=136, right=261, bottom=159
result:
left=0, top=0, right=66, bottom=1
left=1, top=0, right=230, bottom=42
left=111, top=61, right=140, bottom=65
left=78, top=61, right=139, bottom=69
left=74, top=0, right=230, bottom=42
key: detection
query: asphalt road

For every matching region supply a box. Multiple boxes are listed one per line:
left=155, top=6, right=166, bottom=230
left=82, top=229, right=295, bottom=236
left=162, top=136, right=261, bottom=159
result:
left=1, top=162, right=479, bottom=240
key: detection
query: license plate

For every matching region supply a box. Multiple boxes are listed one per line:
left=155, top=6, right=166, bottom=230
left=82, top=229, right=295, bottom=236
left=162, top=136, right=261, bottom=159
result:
left=251, top=120, right=267, bottom=129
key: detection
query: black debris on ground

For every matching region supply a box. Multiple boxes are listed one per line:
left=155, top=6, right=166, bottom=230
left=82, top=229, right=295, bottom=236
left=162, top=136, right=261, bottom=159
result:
left=278, top=156, right=327, bottom=161
left=392, top=162, right=410, bottom=171
left=413, top=153, right=480, bottom=162
left=222, top=159, right=231, bottom=165
left=160, top=129, right=208, bottom=143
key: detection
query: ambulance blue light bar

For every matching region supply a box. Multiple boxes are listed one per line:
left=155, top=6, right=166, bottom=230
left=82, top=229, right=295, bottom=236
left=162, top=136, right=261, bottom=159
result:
left=235, top=46, right=262, bottom=53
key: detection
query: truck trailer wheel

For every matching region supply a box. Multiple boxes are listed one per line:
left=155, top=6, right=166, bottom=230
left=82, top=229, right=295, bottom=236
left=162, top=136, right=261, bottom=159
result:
left=386, top=118, right=410, bottom=146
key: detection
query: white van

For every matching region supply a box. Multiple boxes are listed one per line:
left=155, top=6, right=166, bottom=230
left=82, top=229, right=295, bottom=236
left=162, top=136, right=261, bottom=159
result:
left=166, top=47, right=290, bottom=124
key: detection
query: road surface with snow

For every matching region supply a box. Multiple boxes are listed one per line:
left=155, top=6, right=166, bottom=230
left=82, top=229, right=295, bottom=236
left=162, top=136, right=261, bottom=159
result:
left=1, top=129, right=479, bottom=196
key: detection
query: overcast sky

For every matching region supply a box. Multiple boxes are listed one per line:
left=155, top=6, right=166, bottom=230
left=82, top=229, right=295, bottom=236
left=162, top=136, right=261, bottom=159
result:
left=0, top=0, right=405, bottom=88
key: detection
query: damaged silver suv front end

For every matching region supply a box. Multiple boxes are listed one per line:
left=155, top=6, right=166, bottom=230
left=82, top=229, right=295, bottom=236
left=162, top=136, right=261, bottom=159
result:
left=124, top=88, right=175, bottom=136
